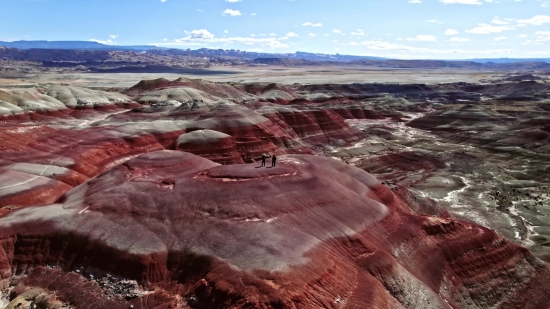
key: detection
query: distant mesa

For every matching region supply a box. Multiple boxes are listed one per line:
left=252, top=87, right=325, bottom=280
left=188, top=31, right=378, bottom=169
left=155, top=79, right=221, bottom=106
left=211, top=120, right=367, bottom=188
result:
left=253, top=57, right=319, bottom=66
left=0, top=40, right=163, bottom=51
left=503, top=73, right=543, bottom=82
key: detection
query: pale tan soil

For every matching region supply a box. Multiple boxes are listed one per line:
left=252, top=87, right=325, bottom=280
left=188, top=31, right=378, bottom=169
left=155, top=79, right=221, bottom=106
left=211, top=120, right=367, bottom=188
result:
left=0, top=66, right=502, bottom=88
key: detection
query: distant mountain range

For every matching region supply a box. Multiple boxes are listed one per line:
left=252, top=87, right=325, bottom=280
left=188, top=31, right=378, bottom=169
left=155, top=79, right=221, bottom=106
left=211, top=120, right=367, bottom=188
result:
left=0, top=40, right=387, bottom=62
left=1, top=40, right=549, bottom=64
left=2, top=40, right=550, bottom=73
left=0, top=40, right=163, bottom=51
left=466, top=58, right=550, bottom=64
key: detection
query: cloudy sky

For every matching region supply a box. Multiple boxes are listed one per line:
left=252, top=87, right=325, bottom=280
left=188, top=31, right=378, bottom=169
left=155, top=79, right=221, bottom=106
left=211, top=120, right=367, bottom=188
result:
left=1, top=0, right=550, bottom=59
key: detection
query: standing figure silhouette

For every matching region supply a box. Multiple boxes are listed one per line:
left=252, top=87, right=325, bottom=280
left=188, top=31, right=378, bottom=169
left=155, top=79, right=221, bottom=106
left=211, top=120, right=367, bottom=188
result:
left=261, top=153, right=267, bottom=167
left=271, top=155, right=277, bottom=167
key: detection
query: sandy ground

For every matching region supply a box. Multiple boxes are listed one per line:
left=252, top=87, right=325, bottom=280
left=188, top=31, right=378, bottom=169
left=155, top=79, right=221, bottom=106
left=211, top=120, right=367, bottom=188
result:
left=0, top=66, right=502, bottom=88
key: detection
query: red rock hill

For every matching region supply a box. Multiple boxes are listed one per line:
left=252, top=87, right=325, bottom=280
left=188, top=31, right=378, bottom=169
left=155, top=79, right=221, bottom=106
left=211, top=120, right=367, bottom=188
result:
left=0, top=151, right=548, bottom=308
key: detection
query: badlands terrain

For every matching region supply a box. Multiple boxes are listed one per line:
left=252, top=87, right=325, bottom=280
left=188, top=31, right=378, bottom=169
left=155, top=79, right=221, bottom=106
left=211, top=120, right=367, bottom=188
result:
left=0, top=66, right=549, bottom=308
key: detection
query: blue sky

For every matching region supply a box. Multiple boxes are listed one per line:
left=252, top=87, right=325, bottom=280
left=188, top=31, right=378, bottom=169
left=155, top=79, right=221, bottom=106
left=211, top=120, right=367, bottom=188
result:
left=1, top=0, right=550, bottom=59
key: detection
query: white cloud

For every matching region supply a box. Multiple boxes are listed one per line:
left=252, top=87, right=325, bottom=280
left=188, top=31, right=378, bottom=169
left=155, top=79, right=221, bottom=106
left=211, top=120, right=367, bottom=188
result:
left=225, top=0, right=242, bottom=2
left=351, top=29, right=365, bottom=36
left=162, top=29, right=290, bottom=48
left=308, top=33, right=316, bottom=37
left=360, top=40, right=512, bottom=56
left=445, top=29, right=459, bottom=35
left=91, top=35, right=119, bottom=45
left=185, top=29, right=215, bottom=40
left=333, top=29, right=342, bottom=33
left=286, top=32, right=299, bottom=37
left=223, top=9, right=241, bottom=16
left=491, top=18, right=508, bottom=25
left=302, top=22, right=322, bottom=27
left=466, top=23, right=513, bottom=34
left=535, top=31, right=550, bottom=42
left=517, top=15, right=550, bottom=26
left=406, top=35, right=437, bottom=42
left=90, top=38, right=117, bottom=45
left=426, top=19, right=438, bottom=23
left=448, top=37, right=470, bottom=42
left=408, top=0, right=422, bottom=3
left=251, top=13, right=257, bottom=16
left=439, top=0, right=482, bottom=4
left=494, top=36, right=507, bottom=41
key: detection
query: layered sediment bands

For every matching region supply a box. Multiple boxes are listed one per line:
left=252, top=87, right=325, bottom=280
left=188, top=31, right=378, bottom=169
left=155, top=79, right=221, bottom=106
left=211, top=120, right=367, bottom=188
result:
left=331, top=104, right=386, bottom=120
left=408, top=105, right=515, bottom=131
left=125, top=77, right=185, bottom=95
left=134, top=87, right=222, bottom=105
left=175, top=130, right=244, bottom=164
left=0, top=125, right=166, bottom=178
left=0, top=98, right=317, bottom=205
left=297, top=83, right=436, bottom=97
left=44, top=85, right=133, bottom=107
left=0, top=86, right=135, bottom=118
left=185, top=102, right=312, bottom=161
left=119, top=100, right=315, bottom=161
left=0, top=103, right=141, bottom=123
left=0, top=170, right=71, bottom=207
left=261, top=106, right=364, bottom=146
left=358, top=152, right=446, bottom=184
left=0, top=88, right=67, bottom=115
left=0, top=124, right=169, bottom=206
left=3, top=77, right=550, bottom=308
left=460, top=80, right=550, bottom=95
left=127, top=77, right=257, bottom=103
left=0, top=152, right=548, bottom=308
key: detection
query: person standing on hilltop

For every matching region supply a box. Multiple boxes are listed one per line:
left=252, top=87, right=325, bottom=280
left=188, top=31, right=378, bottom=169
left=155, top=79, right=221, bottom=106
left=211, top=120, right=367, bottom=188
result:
left=261, top=153, right=267, bottom=167
left=271, top=155, right=277, bottom=167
